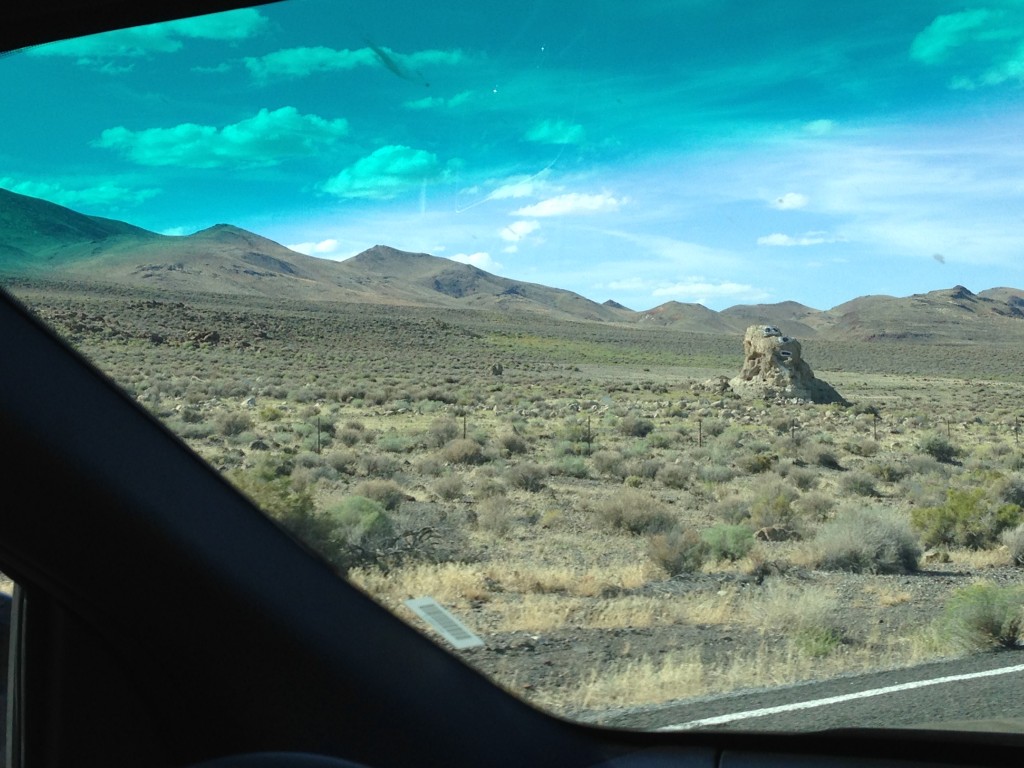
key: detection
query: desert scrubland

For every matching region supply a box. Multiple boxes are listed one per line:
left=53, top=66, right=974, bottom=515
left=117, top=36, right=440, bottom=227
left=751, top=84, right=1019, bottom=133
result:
left=13, top=280, right=1024, bottom=722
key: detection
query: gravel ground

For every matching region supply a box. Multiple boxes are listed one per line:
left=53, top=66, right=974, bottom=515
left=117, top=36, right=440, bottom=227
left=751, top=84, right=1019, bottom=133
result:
left=453, top=562, right=1024, bottom=722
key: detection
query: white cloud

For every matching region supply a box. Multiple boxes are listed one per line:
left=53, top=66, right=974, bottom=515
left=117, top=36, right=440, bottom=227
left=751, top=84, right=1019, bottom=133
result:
left=450, top=252, right=501, bottom=271
left=512, top=192, right=623, bottom=217
left=322, top=145, right=445, bottom=199
left=651, top=279, right=769, bottom=305
left=804, top=119, right=835, bottom=136
left=245, top=45, right=464, bottom=83
left=287, top=238, right=341, bottom=256
left=757, top=231, right=839, bottom=246
left=0, top=176, right=160, bottom=209
left=29, top=8, right=267, bottom=62
left=525, top=119, right=585, bottom=145
left=96, top=107, right=349, bottom=169
left=499, top=220, right=540, bottom=242
left=771, top=192, right=809, bottom=210
left=404, top=91, right=472, bottom=110
left=490, top=177, right=550, bottom=200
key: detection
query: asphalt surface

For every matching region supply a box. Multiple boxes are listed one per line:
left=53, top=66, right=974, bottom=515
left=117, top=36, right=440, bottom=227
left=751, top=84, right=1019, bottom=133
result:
left=601, top=650, right=1024, bottom=733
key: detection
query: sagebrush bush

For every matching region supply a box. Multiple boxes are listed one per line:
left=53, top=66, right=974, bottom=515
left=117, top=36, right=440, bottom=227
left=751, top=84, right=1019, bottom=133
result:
left=867, top=460, right=908, bottom=483
left=736, top=452, right=775, bottom=475
left=549, top=456, right=589, bottom=478
left=710, top=495, right=750, bottom=525
left=785, top=465, right=818, bottom=491
left=324, top=450, right=356, bottom=474
left=353, top=479, right=407, bottom=511
left=701, top=524, right=754, bottom=562
left=910, top=488, right=1022, bottom=549
left=619, top=412, right=655, bottom=437
left=592, top=449, right=626, bottom=478
left=813, top=450, right=843, bottom=470
left=325, top=496, right=394, bottom=550
left=839, top=471, right=878, bottom=498
left=432, top=474, right=464, bottom=501
left=504, top=461, right=546, bottom=492
left=496, top=431, right=529, bottom=455
left=748, top=480, right=800, bottom=530
left=476, top=496, right=513, bottom=535
left=595, top=489, right=674, bottom=535
left=656, top=462, right=691, bottom=489
left=648, top=525, right=707, bottom=575
left=793, top=490, right=835, bottom=521
left=337, top=428, right=363, bottom=447
left=214, top=409, right=253, bottom=437
left=813, top=507, right=920, bottom=574
left=940, top=582, right=1024, bottom=650
left=441, top=438, right=484, bottom=465
left=1002, top=524, right=1024, bottom=567
left=919, top=433, right=960, bottom=463
left=425, top=417, right=460, bottom=448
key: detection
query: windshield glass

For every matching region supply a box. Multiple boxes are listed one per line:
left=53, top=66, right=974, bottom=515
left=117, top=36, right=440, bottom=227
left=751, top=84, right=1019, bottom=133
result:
left=4, top=0, right=1024, bottom=732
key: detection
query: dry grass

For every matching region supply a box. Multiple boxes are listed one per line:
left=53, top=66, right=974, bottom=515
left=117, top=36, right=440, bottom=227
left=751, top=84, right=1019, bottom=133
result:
left=860, top=584, right=913, bottom=607
left=565, top=625, right=958, bottom=714
left=19, top=284, right=1024, bottom=720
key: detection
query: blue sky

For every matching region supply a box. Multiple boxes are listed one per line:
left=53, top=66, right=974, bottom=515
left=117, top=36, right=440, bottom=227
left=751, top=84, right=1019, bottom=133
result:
left=3, top=0, right=1024, bottom=311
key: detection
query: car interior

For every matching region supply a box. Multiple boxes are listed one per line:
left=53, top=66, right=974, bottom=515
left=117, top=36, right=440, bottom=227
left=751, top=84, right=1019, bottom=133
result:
left=2, top=2, right=1024, bottom=767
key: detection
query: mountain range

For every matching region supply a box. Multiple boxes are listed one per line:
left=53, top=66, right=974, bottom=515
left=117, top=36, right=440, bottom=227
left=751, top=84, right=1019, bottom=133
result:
left=2, top=187, right=1023, bottom=342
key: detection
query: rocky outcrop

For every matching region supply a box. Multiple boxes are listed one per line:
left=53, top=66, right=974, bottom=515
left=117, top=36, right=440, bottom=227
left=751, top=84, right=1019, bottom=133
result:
left=729, top=325, right=846, bottom=404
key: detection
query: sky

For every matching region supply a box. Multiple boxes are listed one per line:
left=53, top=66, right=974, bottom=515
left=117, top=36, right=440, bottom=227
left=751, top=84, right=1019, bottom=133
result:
left=3, top=0, right=1024, bottom=311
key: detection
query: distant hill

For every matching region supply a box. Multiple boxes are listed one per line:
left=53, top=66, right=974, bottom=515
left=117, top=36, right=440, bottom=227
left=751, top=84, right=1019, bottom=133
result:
left=3, top=188, right=1024, bottom=341
left=637, top=301, right=739, bottom=334
left=0, top=189, right=623, bottom=321
left=817, top=285, right=1024, bottom=342
left=720, top=300, right=824, bottom=337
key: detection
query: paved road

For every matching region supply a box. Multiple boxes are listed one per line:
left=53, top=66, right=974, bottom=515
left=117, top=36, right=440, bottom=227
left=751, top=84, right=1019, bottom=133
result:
left=603, top=651, right=1024, bottom=732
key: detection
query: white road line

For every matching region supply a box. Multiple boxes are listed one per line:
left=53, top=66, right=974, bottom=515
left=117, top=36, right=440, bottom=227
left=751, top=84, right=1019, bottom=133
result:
left=657, top=662, right=1024, bottom=731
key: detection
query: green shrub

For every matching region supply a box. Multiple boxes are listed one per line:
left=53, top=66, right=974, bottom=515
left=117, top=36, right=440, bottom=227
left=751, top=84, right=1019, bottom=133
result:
left=378, top=434, right=415, bottom=453
left=656, top=462, right=691, bottom=489
left=477, top=496, right=513, bottom=535
left=701, top=524, right=755, bottom=562
left=592, top=450, right=626, bottom=479
left=441, top=438, right=484, bottom=465
left=432, top=474, right=464, bottom=501
left=648, top=526, right=707, bottom=575
left=619, top=413, right=655, bottom=437
left=353, top=479, right=407, bottom=511
left=845, top=438, right=879, bottom=457
left=595, top=489, right=674, bottom=534
left=786, top=465, right=818, bottom=491
left=696, top=463, right=736, bottom=484
left=748, top=481, right=800, bottom=530
left=337, top=428, right=363, bottom=447
left=425, top=417, right=460, bottom=448
left=839, top=471, right=878, bottom=498
left=920, top=433, right=960, bottom=464
left=867, top=460, right=908, bottom=483
left=736, top=452, right=775, bottom=474
left=214, top=409, right=254, bottom=437
left=793, top=490, right=835, bottom=521
left=814, top=508, right=920, bottom=574
left=228, top=467, right=316, bottom=532
left=504, top=462, right=546, bottom=492
left=497, top=431, right=529, bottom=455
left=1001, top=523, right=1024, bottom=568
left=940, top=582, right=1024, bottom=651
left=814, top=450, right=843, bottom=470
left=910, top=488, right=1022, bottom=549
left=549, top=456, right=589, bottom=478
left=325, top=450, right=356, bottom=475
